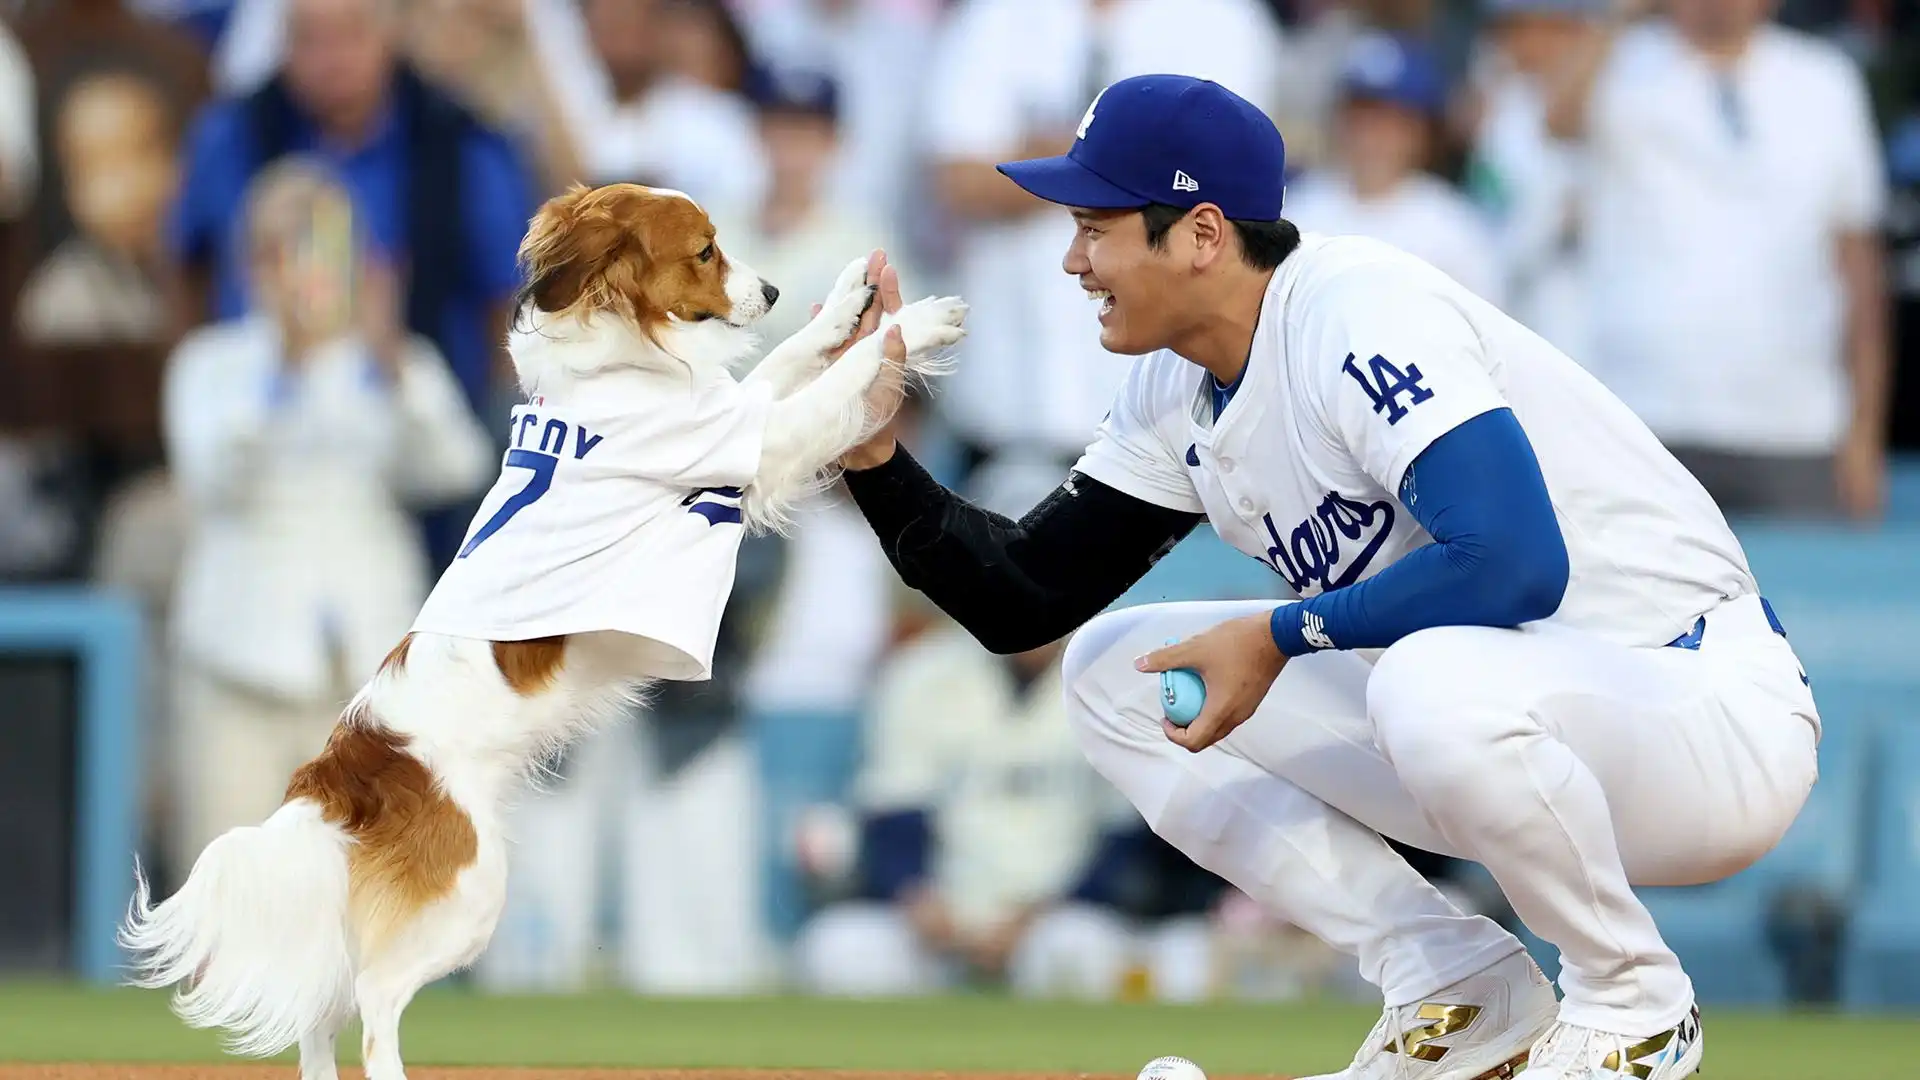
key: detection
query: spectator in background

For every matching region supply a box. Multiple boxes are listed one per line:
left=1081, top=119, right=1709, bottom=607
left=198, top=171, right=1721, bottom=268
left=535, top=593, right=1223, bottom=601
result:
left=739, top=0, right=938, bottom=257
left=792, top=617, right=1124, bottom=997
left=522, top=0, right=767, bottom=215
left=716, top=67, right=912, bottom=355
left=1465, top=0, right=1598, bottom=360
left=0, top=0, right=210, bottom=585
left=1548, top=0, right=1892, bottom=518
left=160, top=158, right=492, bottom=878
left=921, top=0, right=1285, bottom=483
left=706, top=66, right=903, bottom=941
left=1269, top=0, right=1438, bottom=173
left=793, top=464, right=1223, bottom=1002
left=13, top=70, right=179, bottom=347
left=169, top=0, right=536, bottom=568
left=1284, top=31, right=1506, bottom=306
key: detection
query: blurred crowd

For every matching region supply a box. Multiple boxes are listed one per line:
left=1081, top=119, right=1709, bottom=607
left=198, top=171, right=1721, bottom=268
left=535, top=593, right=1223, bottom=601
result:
left=0, top=0, right=1917, bottom=999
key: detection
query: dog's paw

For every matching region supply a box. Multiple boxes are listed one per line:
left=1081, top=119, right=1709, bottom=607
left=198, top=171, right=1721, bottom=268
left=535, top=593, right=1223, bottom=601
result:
left=823, top=255, right=874, bottom=310
left=807, top=256, right=876, bottom=347
left=808, top=282, right=874, bottom=353
left=882, top=296, right=968, bottom=375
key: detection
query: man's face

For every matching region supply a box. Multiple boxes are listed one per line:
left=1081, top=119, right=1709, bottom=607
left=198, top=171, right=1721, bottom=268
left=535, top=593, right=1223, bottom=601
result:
left=759, top=112, right=838, bottom=191
left=1492, top=13, right=1589, bottom=76
left=1063, top=207, right=1184, bottom=356
left=285, top=0, right=395, bottom=128
left=1668, top=0, right=1773, bottom=44
left=1337, top=97, right=1429, bottom=191
left=56, top=74, right=179, bottom=255
left=583, top=0, right=663, bottom=83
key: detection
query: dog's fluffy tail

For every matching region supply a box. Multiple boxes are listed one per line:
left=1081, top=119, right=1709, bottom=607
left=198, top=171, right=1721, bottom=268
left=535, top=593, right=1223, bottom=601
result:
left=119, top=799, right=355, bottom=1056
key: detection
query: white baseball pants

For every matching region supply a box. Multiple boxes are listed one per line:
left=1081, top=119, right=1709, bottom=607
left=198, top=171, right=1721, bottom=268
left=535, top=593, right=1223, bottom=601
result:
left=1064, top=593, right=1819, bottom=1035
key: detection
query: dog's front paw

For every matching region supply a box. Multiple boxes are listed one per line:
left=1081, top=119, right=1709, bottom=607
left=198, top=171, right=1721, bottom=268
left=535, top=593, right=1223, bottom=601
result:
left=809, top=256, right=877, bottom=349
left=882, top=296, right=969, bottom=375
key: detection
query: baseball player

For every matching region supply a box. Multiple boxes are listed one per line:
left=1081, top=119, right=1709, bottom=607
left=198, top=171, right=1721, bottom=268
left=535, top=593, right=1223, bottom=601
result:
left=835, top=74, right=1820, bottom=1080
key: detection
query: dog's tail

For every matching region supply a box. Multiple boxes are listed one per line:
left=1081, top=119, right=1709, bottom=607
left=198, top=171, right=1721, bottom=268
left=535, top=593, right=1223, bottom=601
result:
left=120, top=798, right=355, bottom=1056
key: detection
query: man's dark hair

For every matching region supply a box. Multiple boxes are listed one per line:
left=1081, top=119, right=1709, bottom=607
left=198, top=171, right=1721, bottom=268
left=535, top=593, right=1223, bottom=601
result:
left=1140, top=203, right=1299, bottom=271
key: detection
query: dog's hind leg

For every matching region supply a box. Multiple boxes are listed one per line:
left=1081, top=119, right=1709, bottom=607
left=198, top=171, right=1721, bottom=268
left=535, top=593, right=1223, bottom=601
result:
left=355, top=856, right=510, bottom=1080
left=298, top=1005, right=352, bottom=1080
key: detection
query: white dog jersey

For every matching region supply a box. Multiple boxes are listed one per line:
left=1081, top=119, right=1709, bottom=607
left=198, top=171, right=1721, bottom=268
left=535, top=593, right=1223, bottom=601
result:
left=412, top=369, right=773, bottom=681
left=1073, top=233, right=1757, bottom=649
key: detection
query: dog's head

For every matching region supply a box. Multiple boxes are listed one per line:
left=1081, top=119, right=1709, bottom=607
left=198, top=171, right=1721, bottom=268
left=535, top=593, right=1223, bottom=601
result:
left=510, top=183, right=776, bottom=382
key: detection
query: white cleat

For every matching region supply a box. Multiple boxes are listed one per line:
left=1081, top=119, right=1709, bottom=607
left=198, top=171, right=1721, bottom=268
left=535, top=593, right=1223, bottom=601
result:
left=1523, top=1007, right=1703, bottom=1080
left=1300, top=951, right=1559, bottom=1080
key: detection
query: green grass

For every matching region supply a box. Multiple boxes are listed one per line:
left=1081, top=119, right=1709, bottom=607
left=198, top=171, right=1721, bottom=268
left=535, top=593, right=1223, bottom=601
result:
left=1, top=981, right=1916, bottom=1078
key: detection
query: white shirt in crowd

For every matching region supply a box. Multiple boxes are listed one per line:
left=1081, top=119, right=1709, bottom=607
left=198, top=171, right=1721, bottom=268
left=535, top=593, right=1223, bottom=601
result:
left=1283, top=170, right=1509, bottom=310
left=854, top=627, right=1116, bottom=935
left=1579, top=20, right=1887, bottom=453
left=165, top=315, right=495, bottom=700
left=1472, top=70, right=1592, bottom=361
left=523, top=0, right=768, bottom=216
left=1075, top=233, right=1755, bottom=652
left=413, top=366, right=773, bottom=682
left=921, top=0, right=1286, bottom=456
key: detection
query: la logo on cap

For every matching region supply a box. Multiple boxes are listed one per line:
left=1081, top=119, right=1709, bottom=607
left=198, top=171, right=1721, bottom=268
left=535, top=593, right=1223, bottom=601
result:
left=1077, top=85, right=1108, bottom=140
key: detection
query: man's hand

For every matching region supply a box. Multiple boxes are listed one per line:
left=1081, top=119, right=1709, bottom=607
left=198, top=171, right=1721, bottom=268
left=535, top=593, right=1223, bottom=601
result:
left=816, top=250, right=911, bottom=471
left=960, top=908, right=1038, bottom=976
left=901, top=884, right=961, bottom=954
left=1134, top=611, right=1289, bottom=753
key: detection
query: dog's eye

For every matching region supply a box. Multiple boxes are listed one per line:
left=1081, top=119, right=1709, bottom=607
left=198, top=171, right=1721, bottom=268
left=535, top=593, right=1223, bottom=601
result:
left=697, top=243, right=715, bottom=264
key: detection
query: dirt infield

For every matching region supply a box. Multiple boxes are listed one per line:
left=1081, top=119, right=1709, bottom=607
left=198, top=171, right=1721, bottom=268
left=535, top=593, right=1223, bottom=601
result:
left=0, top=1060, right=1259, bottom=1068
left=0, top=1060, right=1274, bottom=1068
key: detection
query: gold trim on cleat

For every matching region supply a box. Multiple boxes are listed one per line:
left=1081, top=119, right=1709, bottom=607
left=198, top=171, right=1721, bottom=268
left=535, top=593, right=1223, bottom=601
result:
left=1381, top=1003, right=1484, bottom=1062
left=1472, top=1048, right=1533, bottom=1080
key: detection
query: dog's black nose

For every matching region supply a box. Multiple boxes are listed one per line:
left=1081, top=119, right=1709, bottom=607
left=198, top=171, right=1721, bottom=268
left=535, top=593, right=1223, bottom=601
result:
left=761, top=282, right=780, bottom=308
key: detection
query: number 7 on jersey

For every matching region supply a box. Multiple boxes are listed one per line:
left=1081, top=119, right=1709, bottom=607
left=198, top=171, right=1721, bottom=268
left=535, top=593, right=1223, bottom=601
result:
left=458, top=449, right=558, bottom=558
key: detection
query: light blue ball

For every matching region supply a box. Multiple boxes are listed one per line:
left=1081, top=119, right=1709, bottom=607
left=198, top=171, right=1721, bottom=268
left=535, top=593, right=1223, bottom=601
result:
left=1161, top=669, right=1206, bottom=726
left=1158, top=636, right=1207, bottom=727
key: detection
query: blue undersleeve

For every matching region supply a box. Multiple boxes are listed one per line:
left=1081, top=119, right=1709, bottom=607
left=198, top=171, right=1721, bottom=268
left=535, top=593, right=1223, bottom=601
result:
left=1269, top=408, right=1570, bottom=655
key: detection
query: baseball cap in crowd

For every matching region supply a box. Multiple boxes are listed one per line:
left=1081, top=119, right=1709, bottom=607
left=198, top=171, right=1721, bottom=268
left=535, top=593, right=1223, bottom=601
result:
left=1338, top=32, right=1448, bottom=118
left=744, top=64, right=841, bottom=122
left=1483, top=0, right=1604, bottom=17
left=995, top=73, right=1288, bottom=222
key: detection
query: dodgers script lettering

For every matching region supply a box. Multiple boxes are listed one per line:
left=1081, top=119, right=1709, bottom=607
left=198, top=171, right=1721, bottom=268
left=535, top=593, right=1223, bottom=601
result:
left=1262, top=490, right=1397, bottom=595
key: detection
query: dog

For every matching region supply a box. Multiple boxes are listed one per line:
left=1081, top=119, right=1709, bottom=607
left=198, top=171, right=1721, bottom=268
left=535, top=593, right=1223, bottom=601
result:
left=119, top=182, right=967, bottom=1080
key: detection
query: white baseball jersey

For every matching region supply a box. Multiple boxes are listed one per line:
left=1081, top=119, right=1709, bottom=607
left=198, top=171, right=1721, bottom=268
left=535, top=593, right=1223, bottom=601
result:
left=412, top=369, right=773, bottom=681
left=1073, top=233, right=1756, bottom=649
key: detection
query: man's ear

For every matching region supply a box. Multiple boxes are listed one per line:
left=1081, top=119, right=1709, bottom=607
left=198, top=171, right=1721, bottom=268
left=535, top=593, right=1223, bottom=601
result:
left=1187, top=203, right=1231, bottom=269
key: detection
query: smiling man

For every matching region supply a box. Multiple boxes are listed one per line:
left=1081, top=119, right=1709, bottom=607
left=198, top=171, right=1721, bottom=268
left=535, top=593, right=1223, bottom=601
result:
left=835, top=74, right=1823, bottom=1080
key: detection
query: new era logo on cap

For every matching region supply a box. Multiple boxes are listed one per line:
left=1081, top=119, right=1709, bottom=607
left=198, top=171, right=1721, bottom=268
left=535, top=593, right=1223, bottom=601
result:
left=996, top=74, right=1287, bottom=221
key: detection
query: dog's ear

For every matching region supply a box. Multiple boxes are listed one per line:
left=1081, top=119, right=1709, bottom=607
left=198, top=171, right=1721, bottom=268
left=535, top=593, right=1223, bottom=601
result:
left=514, top=184, right=649, bottom=322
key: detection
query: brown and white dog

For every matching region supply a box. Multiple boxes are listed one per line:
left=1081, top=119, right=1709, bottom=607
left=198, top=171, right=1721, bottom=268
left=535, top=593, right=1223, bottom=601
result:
left=119, top=183, right=965, bottom=1080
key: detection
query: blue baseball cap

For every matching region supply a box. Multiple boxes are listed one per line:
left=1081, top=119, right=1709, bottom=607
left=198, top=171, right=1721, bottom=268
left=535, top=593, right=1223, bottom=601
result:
left=996, top=74, right=1287, bottom=221
left=745, top=64, right=840, bottom=122
left=1339, top=32, right=1447, bottom=118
